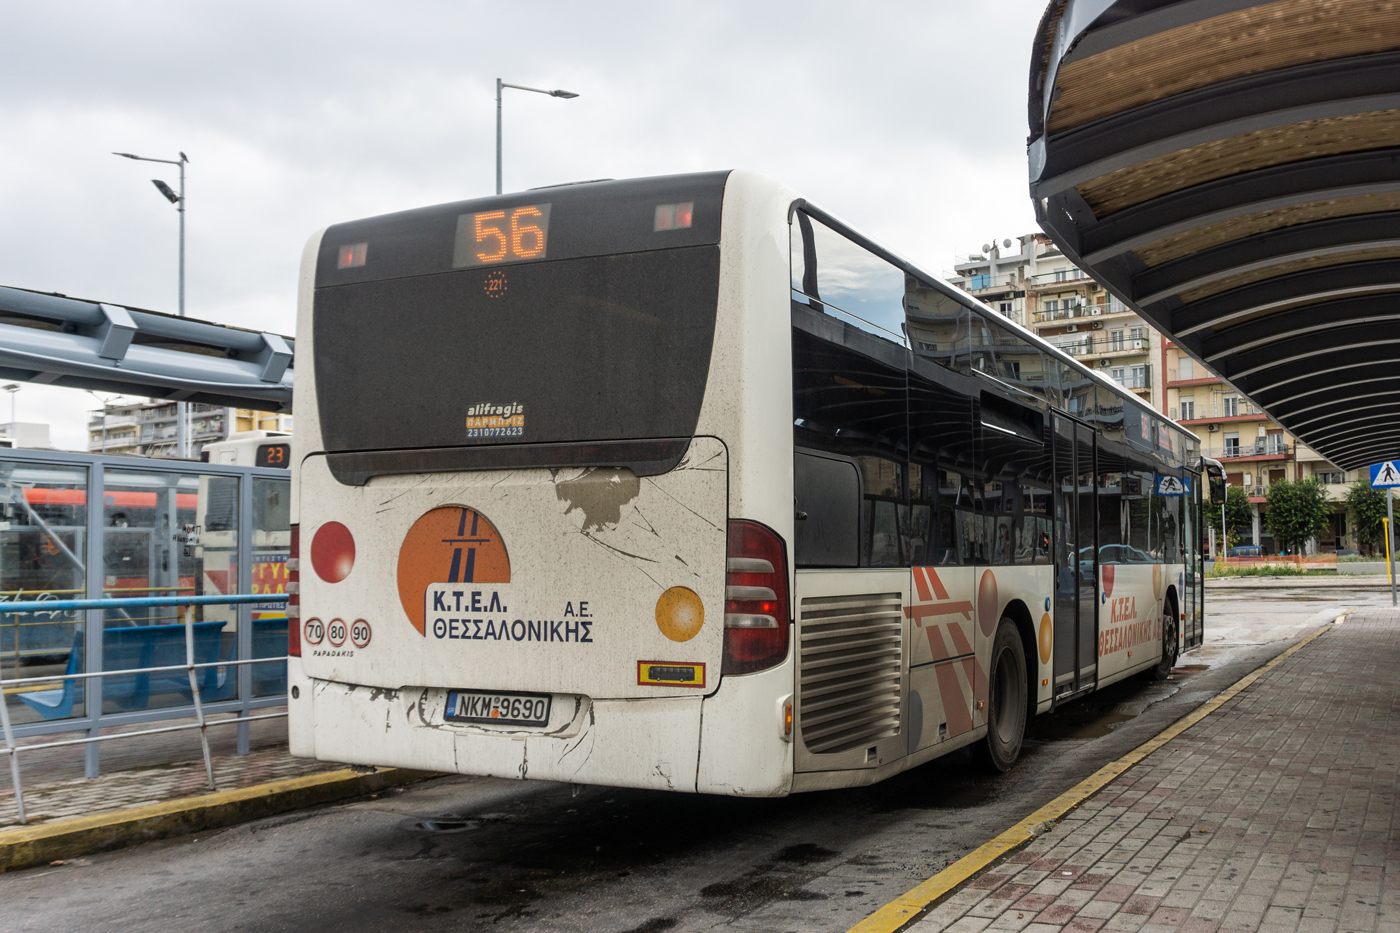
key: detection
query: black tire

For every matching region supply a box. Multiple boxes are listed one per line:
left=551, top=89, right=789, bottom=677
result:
left=977, top=618, right=1028, bottom=773
left=1150, top=595, right=1180, bottom=681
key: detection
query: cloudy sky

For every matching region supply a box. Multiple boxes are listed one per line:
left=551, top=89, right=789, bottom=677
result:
left=0, top=1, right=1047, bottom=449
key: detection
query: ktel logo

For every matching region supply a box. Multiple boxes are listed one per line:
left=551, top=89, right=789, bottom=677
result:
left=1108, top=596, right=1138, bottom=625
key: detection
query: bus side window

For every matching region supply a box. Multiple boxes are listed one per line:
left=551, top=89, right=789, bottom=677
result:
left=794, top=450, right=860, bottom=568
left=858, top=457, right=903, bottom=567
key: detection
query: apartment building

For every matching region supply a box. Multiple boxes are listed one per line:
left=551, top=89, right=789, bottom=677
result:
left=951, top=234, right=1161, bottom=407
left=88, top=401, right=292, bottom=460
left=1164, top=345, right=1354, bottom=551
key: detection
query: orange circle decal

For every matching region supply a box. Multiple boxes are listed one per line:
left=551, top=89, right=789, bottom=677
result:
left=1038, top=612, right=1053, bottom=665
left=655, top=586, right=704, bottom=642
left=396, top=507, right=510, bottom=635
left=977, top=570, right=999, bottom=637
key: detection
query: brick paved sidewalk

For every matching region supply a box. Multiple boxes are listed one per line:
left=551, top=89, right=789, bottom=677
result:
left=0, top=711, right=340, bottom=828
left=913, top=609, right=1400, bottom=933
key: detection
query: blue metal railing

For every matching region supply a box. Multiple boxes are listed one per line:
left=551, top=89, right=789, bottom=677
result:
left=0, top=593, right=289, bottom=825
left=0, top=593, right=285, bottom=614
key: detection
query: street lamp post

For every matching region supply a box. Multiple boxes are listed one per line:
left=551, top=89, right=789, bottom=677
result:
left=88, top=391, right=116, bottom=454
left=495, top=80, right=578, bottom=195
left=2, top=384, right=17, bottom=436
left=113, top=150, right=191, bottom=458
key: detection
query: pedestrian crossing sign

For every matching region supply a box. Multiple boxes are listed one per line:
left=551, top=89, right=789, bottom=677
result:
left=1370, top=461, right=1400, bottom=488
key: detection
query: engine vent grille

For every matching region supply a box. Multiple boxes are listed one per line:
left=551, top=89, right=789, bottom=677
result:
left=798, top=592, right=903, bottom=755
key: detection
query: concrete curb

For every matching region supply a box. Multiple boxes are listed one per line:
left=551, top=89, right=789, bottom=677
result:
left=0, top=766, right=437, bottom=873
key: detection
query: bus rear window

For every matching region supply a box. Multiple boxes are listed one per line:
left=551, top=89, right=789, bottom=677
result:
left=312, top=246, right=721, bottom=455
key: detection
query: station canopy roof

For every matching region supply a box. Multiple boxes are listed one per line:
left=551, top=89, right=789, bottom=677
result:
left=1028, top=0, right=1400, bottom=471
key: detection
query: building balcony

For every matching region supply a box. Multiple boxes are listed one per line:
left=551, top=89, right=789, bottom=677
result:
left=1165, top=375, right=1223, bottom=388
left=1031, top=304, right=1138, bottom=326
left=1050, top=336, right=1151, bottom=358
left=1179, top=409, right=1268, bottom=425
left=1027, top=269, right=1095, bottom=288
left=1113, top=373, right=1152, bottom=390
left=1201, top=442, right=1291, bottom=462
left=957, top=273, right=1019, bottom=292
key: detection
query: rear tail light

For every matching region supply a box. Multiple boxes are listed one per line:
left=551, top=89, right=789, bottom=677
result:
left=288, top=524, right=301, bottom=657
left=723, top=520, right=790, bottom=675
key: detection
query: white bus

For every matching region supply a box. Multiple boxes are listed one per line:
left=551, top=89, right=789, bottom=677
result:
left=202, top=430, right=292, bottom=469
left=287, top=172, right=1206, bottom=795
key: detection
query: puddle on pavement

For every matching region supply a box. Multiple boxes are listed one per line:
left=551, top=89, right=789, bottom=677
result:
left=1032, top=709, right=1139, bottom=740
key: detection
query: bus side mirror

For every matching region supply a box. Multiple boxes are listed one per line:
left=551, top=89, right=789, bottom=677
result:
left=1209, top=477, right=1226, bottom=506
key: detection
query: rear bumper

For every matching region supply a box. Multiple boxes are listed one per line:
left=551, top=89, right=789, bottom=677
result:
left=287, top=655, right=797, bottom=796
left=287, top=658, right=703, bottom=792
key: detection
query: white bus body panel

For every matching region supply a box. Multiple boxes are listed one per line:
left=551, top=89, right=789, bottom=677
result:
left=295, top=442, right=727, bottom=699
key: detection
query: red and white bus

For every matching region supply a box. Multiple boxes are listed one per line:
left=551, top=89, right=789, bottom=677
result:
left=287, top=172, right=1206, bottom=795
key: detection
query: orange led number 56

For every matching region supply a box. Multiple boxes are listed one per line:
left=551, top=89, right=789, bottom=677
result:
left=453, top=203, right=552, bottom=268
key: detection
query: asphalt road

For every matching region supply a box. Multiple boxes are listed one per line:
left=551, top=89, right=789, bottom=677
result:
left=0, top=585, right=1378, bottom=933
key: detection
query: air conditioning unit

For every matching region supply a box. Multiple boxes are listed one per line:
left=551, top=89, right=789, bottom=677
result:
left=1066, top=324, right=1078, bottom=332
left=1130, top=338, right=1146, bottom=349
left=1207, top=424, right=1219, bottom=432
left=1090, top=308, right=1102, bottom=315
left=1098, top=359, right=1111, bottom=367
left=1091, top=322, right=1104, bottom=330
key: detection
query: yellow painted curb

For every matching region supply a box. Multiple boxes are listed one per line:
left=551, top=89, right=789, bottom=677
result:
left=0, top=766, right=437, bottom=873
left=847, top=625, right=1333, bottom=933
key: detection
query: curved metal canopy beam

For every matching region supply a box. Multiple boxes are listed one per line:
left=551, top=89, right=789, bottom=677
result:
left=1078, top=153, right=1400, bottom=265
left=1264, top=371, right=1400, bottom=416
left=1282, top=392, right=1400, bottom=430
left=1289, top=414, right=1400, bottom=446
left=1315, top=434, right=1400, bottom=467
left=1222, top=322, right=1400, bottom=383
left=1199, top=297, right=1400, bottom=362
left=1136, top=212, right=1400, bottom=305
left=1170, top=259, right=1400, bottom=338
left=1035, top=51, right=1400, bottom=199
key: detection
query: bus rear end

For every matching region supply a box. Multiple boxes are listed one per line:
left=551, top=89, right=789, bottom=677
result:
left=287, top=172, right=798, bottom=795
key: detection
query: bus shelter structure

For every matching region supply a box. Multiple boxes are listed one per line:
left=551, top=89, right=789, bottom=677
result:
left=0, top=446, right=290, bottom=779
left=1028, top=0, right=1400, bottom=471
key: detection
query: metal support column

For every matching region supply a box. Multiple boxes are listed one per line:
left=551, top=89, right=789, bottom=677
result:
left=83, top=462, right=104, bottom=778
left=1389, top=489, right=1397, bottom=607
left=236, top=468, right=254, bottom=755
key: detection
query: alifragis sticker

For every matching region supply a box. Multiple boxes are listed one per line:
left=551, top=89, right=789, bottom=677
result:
left=464, top=401, right=524, bottom=439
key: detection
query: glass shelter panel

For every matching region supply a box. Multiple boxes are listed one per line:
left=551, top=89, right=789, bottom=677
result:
left=0, top=462, right=87, bottom=726
left=101, top=469, right=239, bottom=714
left=252, top=476, right=291, bottom=696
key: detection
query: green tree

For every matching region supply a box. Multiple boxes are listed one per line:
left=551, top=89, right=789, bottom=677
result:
left=1345, top=480, right=1389, bottom=556
left=1263, top=477, right=1331, bottom=554
left=1205, top=485, right=1253, bottom=552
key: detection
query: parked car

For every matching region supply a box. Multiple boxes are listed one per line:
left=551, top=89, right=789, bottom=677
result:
left=1228, top=545, right=1263, bottom=558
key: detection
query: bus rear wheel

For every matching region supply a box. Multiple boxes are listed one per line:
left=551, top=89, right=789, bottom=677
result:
left=978, top=618, right=1027, bottom=773
left=1151, top=596, right=1179, bottom=681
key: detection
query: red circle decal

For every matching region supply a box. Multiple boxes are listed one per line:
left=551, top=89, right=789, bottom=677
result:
left=327, top=618, right=347, bottom=647
left=311, top=522, right=355, bottom=583
left=303, top=618, right=324, bottom=645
